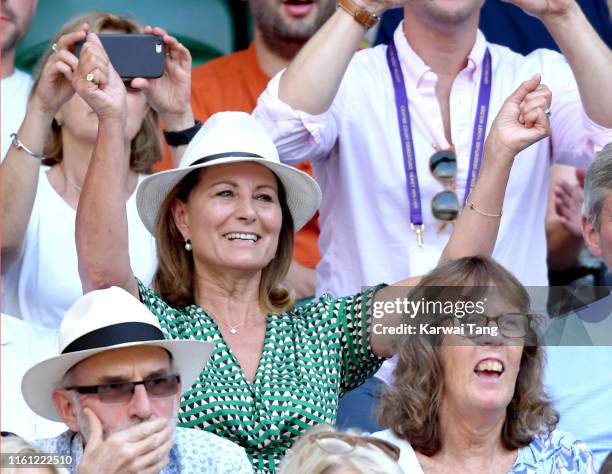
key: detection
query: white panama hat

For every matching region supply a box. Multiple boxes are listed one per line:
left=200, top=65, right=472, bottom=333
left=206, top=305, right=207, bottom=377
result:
left=136, top=111, right=322, bottom=235
left=21, top=287, right=213, bottom=422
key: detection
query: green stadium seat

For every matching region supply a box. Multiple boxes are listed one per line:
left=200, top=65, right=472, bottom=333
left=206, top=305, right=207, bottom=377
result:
left=15, top=0, right=234, bottom=73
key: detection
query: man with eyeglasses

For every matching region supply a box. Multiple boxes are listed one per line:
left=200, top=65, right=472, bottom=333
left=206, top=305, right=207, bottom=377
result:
left=20, top=287, right=252, bottom=474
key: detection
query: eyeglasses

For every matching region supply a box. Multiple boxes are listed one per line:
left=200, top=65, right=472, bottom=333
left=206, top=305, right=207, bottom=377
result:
left=452, top=313, right=532, bottom=339
left=430, top=148, right=459, bottom=229
left=310, top=432, right=400, bottom=461
left=66, top=374, right=180, bottom=403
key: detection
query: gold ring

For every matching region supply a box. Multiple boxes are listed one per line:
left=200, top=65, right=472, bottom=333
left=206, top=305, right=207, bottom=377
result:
left=52, top=43, right=59, bottom=53
left=86, top=72, right=95, bottom=83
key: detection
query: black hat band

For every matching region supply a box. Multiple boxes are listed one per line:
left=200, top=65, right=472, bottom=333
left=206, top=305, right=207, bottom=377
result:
left=190, top=152, right=264, bottom=167
left=62, top=322, right=165, bottom=354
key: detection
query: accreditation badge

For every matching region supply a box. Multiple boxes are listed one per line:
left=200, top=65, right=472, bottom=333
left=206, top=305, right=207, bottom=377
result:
left=408, top=243, right=444, bottom=276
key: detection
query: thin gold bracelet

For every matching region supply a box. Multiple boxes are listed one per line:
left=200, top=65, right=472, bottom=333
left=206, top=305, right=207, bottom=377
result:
left=467, top=201, right=502, bottom=218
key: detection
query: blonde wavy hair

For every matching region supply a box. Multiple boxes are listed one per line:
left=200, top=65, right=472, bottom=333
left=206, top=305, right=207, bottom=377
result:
left=279, top=425, right=404, bottom=474
left=32, top=12, right=161, bottom=173
left=153, top=169, right=294, bottom=311
left=378, top=256, right=559, bottom=456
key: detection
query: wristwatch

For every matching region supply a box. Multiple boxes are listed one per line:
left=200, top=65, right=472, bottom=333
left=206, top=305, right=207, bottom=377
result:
left=337, top=0, right=380, bottom=30
left=163, top=120, right=202, bottom=147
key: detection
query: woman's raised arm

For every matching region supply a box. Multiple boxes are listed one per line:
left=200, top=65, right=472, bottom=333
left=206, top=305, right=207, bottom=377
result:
left=371, top=75, right=552, bottom=358
left=440, top=74, right=552, bottom=263
left=75, top=29, right=195, bottom=296
left=73, top=33, right=138, bottom=296
left=1, top=26, right=87, bottom=272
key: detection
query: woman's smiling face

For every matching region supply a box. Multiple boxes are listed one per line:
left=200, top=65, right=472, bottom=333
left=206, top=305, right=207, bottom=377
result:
left=172, top=162, right=283, bottom=275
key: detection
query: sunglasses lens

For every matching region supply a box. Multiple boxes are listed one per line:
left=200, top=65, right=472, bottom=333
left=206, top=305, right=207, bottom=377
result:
left=432, top=191, right=459, bottom=221
left=98, top=382, right=135, bottom=403
left=315, top=438, right=354, bottom=454
left=95, top=375, right=179, bottom=403
left=146, top=375, right=180, bottom=398
left=430, top=149, right=457, bottom=180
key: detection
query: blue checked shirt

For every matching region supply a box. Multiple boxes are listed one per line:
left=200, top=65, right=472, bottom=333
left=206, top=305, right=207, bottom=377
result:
left=34, top=427, right=253, bottom=473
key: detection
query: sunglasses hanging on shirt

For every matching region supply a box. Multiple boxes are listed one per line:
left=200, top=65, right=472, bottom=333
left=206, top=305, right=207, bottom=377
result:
left=386, top=41, right=492, bottom=246
left=430, top=147, right=460, bottom=231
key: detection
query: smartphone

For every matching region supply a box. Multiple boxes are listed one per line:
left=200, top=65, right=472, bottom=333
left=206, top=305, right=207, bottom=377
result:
left=75, top=34, right=164, bottom=80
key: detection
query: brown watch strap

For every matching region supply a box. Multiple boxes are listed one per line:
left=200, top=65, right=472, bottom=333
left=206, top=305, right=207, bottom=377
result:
left=337, top=0, right=379, bottom=30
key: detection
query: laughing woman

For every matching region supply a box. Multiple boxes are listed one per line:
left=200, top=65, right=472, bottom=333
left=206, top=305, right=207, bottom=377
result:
left=374, top=257, right=595, bottom=474
left=73, top=29, right=553, bottom=472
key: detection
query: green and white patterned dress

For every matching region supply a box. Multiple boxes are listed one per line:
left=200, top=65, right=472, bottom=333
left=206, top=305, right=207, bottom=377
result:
left=137, top=280, right=386, bottom=473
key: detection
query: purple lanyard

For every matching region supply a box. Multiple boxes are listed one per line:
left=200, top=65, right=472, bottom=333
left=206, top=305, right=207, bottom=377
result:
left=386, top=41, right=492, bottom=229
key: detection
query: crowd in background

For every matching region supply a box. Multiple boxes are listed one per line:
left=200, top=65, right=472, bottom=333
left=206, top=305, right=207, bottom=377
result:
left=1, top=0, right=612, bottom=473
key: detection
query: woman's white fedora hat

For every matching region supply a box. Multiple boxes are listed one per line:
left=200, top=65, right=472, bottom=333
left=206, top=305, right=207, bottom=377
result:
left=21, top=287, right=213, bottom=422
left=136, top=111, right=322, bottom=235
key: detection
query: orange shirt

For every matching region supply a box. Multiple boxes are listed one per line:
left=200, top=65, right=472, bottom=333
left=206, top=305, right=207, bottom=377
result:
left=156, top=43, right=320, bottom=268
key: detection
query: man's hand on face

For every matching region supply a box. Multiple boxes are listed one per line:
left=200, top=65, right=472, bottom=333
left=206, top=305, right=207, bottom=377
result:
left=77, top=408, right=174, bottom=474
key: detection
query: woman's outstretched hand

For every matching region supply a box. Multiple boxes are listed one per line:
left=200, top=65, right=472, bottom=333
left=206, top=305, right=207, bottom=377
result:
left=72, top=32, right=127, bottom=125
left=486, top=73, right=552, bottom=159
left=129, top=26, right=194, bottom=129
left=31, top=24, right=88, bottom=116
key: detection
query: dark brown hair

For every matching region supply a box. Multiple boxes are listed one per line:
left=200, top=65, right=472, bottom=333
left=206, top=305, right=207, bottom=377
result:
left=378, top=256, right=558, bottom=456
left=32, top=12, right=161, bottom=173
left=153, top=169, right=295, bottom=311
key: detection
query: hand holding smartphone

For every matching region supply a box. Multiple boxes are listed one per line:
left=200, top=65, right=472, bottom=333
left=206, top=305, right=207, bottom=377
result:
left=75, top=34, right=165, bottom=80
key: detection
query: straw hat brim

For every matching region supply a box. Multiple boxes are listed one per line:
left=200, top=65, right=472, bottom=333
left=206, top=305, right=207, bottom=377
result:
left=21, top=339, right=213, bottom=422
left=137, top=156, right=322, bottom=236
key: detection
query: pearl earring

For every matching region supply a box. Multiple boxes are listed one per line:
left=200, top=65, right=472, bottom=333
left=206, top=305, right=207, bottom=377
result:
left=184, top=239, right=192, bottom=251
